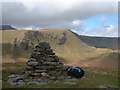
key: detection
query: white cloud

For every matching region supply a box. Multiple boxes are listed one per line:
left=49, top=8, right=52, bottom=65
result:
left=2, top=2, right=117, bottom=27
left=99, top=17, right=107, bottom=23
left=85, top=25, right=118, bottom=37
left=70, top=20, right=85, bottom=32
left=72, top=20, right=81, bottom=26
left=1, top=1, right=118, bottom=37
left=2, top=0, right=119, bottom=2
left=105, top=25, right=114, bottom=32
left=24, top=27, right=33, bottom=30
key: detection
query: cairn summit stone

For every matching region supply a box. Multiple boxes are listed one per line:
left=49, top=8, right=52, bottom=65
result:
left=25, top=41, right=64, bottom=77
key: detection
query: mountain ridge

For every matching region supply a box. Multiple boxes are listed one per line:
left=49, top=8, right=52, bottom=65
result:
left=70, top=30, right=119, bottom=50
left=0, top=25, right=17, bottom=30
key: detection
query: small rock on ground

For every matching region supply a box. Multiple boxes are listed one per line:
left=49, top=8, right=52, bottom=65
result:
left=16, top=81, right=25, bottom=86
left=99, top=85, right=108, bottom=88
left=54, top=80, right=60, bottom=83
left=64, top=82, right=77, bottom=85
left=32, top=87, right=41, bottom=88
left=27, top=81, right=39, bottom=84
left=57, top=76, right=65, bottom=79
left=64, top=78, right=77, bottom=81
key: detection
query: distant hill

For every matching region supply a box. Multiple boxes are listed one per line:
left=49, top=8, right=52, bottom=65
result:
left=71, top=31, right=119, bottom=50
left=0, top=25, right=17, bottom=30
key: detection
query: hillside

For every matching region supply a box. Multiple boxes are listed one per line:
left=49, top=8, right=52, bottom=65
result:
left=71, top=31, right=119, bottom=50
left=0, top=25, right=17, bottom=30
left=2, top=29, right=118, bottom=68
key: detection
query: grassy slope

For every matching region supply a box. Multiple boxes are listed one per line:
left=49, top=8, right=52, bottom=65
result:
left=2, top=30, right=27, bottom=44
left=2, top=29, right=117, bottom=67
left=78, top=52, right=119, bottom=68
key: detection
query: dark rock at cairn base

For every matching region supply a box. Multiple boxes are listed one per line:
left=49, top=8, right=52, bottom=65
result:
left=25, top=41, right=64, bottom=77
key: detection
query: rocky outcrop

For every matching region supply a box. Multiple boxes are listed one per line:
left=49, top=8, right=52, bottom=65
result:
left=58, top=36, right=66, bottom=45
left=11, top=31, right=69, bottom=58
left=12, top=37, right=33, bottom=58
left=24, top=31, right=43, bottom=42
left=58, top=32, right=67, bottom=45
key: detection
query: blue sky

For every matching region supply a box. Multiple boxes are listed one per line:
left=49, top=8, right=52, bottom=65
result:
left=83, top=14, right=117, bottom=32
left=71, top=14, right=118, bottom=37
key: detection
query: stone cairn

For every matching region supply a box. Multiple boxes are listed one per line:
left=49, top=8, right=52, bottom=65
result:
left=25, top=41, right=64, bottom=78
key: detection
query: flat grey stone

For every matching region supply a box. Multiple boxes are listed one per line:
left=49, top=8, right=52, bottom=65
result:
left=8, top=74, right=19, bottom=78
left=66, top=76, right=71, bottom=79
left=16, top=81, right=25, bottom=86
left=64, top=82, right=77, bottom=85
left=18, top=80, right=23, bottom=82
left=50, top=77, right=56, bottom=79
left=37, top=79, right=50, bottom=84
left=9, top=82, right=17, bottom=86
left=57, top=76, right=65, bottom=79
left=37, top=79, right=42, bottom=81
left=65, top=77, right=77, bottom=81
left=33, top=73, right=40, bottom=76
left=41, top=72, right=50, bottom=77
left=27, top=62, right=38, bottom=66
left=41, top=72, right=47, bottom=76
left=41, top=79, right=49, bottom=83
left=37, top=82, right=47, bottom=85
left=54, top=80, right=59, bottom=83
left=11, top=77, right=23, bottom=82
left=32, top=87, right=41, bottom=88
left=8, top=74, right=25, bottom=82
left=27, top=81, right=39, bottom=84
left=99, top=85, right=108, bottom=88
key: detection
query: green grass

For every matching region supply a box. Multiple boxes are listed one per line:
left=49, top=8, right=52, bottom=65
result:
left=2, top=63, right=118, bottom=88
left=2, top=63, right=26, bottom=82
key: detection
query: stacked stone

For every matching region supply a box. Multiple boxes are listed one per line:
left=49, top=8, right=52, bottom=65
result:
left=25, top=41, right=63, bottom=77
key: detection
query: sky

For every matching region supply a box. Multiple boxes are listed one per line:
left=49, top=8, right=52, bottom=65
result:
left=1, top=0, right=119, bottom=37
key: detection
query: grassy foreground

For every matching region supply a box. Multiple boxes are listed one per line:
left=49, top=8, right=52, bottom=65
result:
left=2, top=62, right=118, bottom=88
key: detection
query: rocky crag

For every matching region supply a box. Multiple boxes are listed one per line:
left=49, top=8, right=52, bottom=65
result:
left=11, top=31, right=67, bottom=58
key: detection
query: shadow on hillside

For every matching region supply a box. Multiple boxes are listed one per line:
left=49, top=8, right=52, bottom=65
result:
left=2, top=43, right=32, bottom=59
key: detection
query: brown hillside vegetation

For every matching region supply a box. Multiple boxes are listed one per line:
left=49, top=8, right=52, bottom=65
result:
left=2, top=29, right=118, bottom=68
